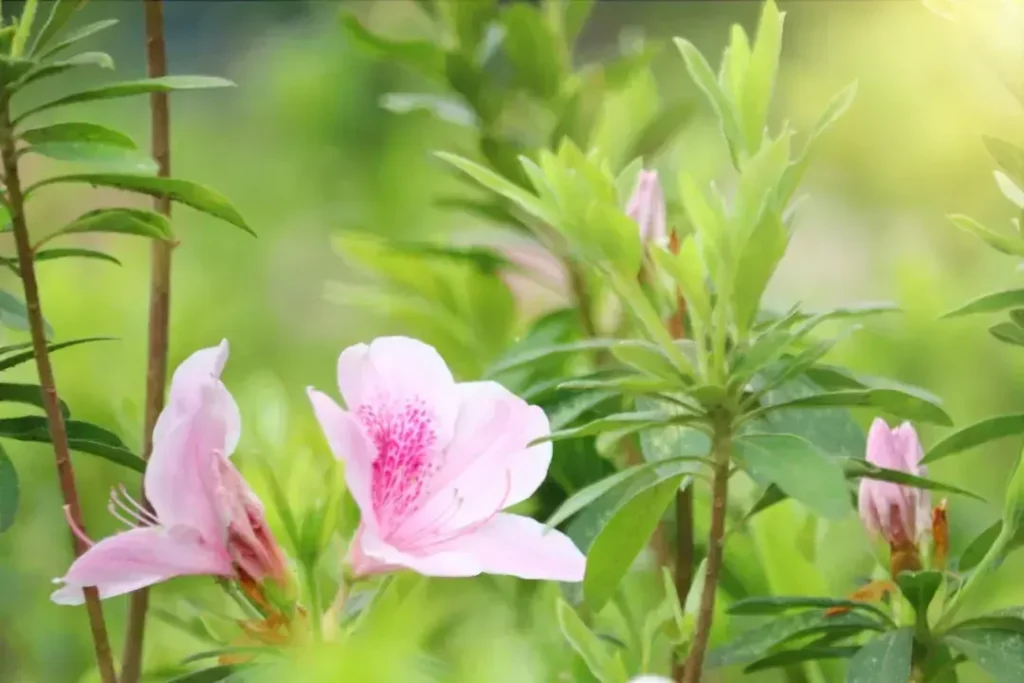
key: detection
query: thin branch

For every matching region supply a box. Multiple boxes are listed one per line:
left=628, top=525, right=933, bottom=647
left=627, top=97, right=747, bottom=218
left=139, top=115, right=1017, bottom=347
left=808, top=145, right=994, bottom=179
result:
left=0, top=101, right=118, bottom=683
left=121, top=1, right=173, bottom=680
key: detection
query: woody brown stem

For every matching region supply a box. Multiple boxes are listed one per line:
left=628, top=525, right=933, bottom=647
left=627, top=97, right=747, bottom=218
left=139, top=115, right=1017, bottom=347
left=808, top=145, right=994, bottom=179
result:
left=121, top=1, right=173, bottom=680
left=0, top=101, right=118, bottom=683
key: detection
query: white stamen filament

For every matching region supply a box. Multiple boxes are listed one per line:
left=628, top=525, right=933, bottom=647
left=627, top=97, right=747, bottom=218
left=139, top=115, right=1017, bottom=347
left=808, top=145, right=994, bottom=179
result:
left=108, top=485, right=157, bottom=529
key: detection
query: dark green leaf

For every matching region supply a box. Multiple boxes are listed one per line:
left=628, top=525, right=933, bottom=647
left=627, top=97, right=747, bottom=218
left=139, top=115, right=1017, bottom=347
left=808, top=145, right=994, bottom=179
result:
left=29, top=0, right=87, bottom=56
left=991, top=322, right=1024, bottom=346
left=341, top=15, right=444, bottom=80
left=21, top=121, right=153, bottom=170
left=21, top=121, right=134, bottom=149
left=734, top=433, right=851, bottom=519
left=583, top=474, right=685, bottom=612
left=949, top=615, right=1024, bottom=636
left=16, top=76, right=235, bottom=122
left=0, top=382, right=68, bottom=418
left=502, top=4, right=562, bottom=100
left=0, top=444, right=17, bottom=532
left=946, top=628, right=1024, bottom=682
left=19, top=51, right=114, bottom=88
left=750, top=388, right=952, bottom=427
left=845, top=459, right=984, bottom=501
left=0, top=290, right=36, bottom=334
left=623, top=100, right=696, bottom=163
left=485, top=338, right=619, bottom=378
left=0, top=57, right=35, bottom=90
left=925, top=414, right=1024, bottom=465
left=166, top=665, right=245, bottom=683
left=744, top=646, right=860, bottom=673
left=43, top=208, right=171, bottom=244
left=0, top=336, right=113, bottom=373
left=728, top=596, right=892, bottom=624
left=896, top=571, right=943, bottom=621
left=959, top=522, right=1002, bottom=572
left=846, top=628, right=914, bottom=683
left=27, top=175, right=251, bottom=234
left=0, top=416, right=143, bottom=473
left=32, top=248, right=121, bottom=266
left=540, top=410, right=684, bottom=444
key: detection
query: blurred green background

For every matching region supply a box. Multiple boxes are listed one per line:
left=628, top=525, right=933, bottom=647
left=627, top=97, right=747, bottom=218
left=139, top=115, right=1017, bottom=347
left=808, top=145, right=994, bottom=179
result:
left=3, top=0, right=1024, bottom=681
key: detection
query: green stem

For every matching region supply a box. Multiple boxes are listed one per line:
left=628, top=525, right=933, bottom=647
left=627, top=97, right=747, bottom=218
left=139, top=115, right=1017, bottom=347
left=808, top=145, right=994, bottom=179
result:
left=303, top=561, right=323, bottom=642
left=936, top=527, right=1012, bottom=632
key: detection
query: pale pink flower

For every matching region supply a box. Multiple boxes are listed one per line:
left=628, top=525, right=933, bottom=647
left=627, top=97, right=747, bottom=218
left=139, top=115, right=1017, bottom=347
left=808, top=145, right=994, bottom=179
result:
left=858, top=418, right=932, bottom=546
left=626, top=169, right=668, bottom=246
left=307, top=336, right=586, bottom=581
left=51, top=341, right=288, bottom=605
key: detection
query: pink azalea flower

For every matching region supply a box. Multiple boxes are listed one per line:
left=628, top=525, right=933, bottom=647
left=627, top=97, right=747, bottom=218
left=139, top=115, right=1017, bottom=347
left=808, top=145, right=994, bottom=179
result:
left=307, top=336, right=586, bottom=581
left=858, top=418, right=932, bottom=547
left=626, top=169, right=668, bottom=246
left=51, top=341, right=288, bottom=605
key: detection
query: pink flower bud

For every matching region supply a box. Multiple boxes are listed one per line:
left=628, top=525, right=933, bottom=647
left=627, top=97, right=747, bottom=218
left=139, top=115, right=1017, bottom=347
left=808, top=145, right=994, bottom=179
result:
left=626, top=169, right=668, bottom=246
left=858, top=418, right=931, bottom=547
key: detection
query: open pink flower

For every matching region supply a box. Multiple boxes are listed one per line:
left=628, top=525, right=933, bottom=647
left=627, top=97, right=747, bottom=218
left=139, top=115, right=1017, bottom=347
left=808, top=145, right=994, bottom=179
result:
left=858, top=418, right=931, bottom=546
left=626, top=169, right=667, bottom=246
left=307, top=336, right=586, bottom=581
left=51, top=341, right=288, bottom=605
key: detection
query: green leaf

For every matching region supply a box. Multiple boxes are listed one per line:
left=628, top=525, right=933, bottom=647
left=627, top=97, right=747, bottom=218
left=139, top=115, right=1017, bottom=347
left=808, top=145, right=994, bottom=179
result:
left=945, top=628, right=1024, bottom=682
left=16, top=75, right=235, bottom=122
left=20, top=121, right=152, bottom=170
left=166, top=666, right=246, bottom=683
left=949, top=214, right=1024, bottom=258
left=42, top=208, right=171, bottom=245
left=742, top=0, right=784, bottom=151
left=0, top=382, right=69, bottom=418
left=0, top=57, right=36, bottom=92
left=435, top=151, right=556, bottom=226
left=846, top=628, right=914, bottom=683
left=925, top=414, right=1024, bottom=465
left=897, top=571, right=943, bottom=622
left=485, top=338, right=619, bottom=377
left=0, top=289, right=41, bottom=335
left=555, top=598, right=627, bottom=683
left=0, top=416, right=143, bottom=473
left=0, top=336, right=113, bottom=373
left=341, top=15, right=444, bottom=81
left=27, top=175, right=251, bottom=235
left=379, top=92, right=477, bottom=127
left=19, top=51, right=114, bottom=88
left=674, top=37, right=744, bottom=159
left=37, top=18, right=118, bottom=61
left=948, top=615, right=1024, bottom=636
left=29, top=0, right=86, bottom=56
left=584, top=473, right=686, bottom=612
left=609, top=340, right=687, bottom=384
left=733, top=211, right=789, bottom=334
left=1003, top=446, right=1024, bottom=535
left=985, top=136, right=1024, bottom=188
left=750, top=388, right=952, bottom=427
left=845, top=459, right=984, bottom=502
left=779, top=82, right=858, bottom=204
left=745, top=647, right=860, bottom=673
left=0, top=444, right=17, bottom=532
left=733, top=433, right=850, bottom=519
left=540, top=410, right=685, bottom=444
left=623, top=100, right=696, bottom=163
left=32, top=247, right=121, bottom=266
left=502, top=4, right=562, bottom=100
left=991, top=321, right=1024, bottom=347
left=728, top=596, right=893, bottom=624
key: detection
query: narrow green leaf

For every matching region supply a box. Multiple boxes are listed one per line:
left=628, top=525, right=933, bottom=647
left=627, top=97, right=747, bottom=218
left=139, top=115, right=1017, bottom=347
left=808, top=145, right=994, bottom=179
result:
left=32, top=247, right=121, bottom=266
left=37, top=18, right=118, bottom=61
left=16, top=75, right=235, bottom=122
left=555, top=598, right=626, bottom=683
left=546, top=455, right=708, bottom=529
left=0, top=416, right=143, bottom=472
left=609, top=340, right=687, bottom=384
left=435, top=151, right=557, bottom=226
left=948, top=615, right=1024, bottom=636
left=750, top=388, right=952, bottom=427
left=0, top=444, right=17, bottom=532
left=949, top=214, right=1024, bottom=258
left=945, top=628, right=1024, bottom=682
left=19, top=51, right=114, bottom=88
left=166, top=666, right=245, bottom=683
left=502, top=4, right=562, bottom=100
left=341, top=15, right=444, bottom=80
left=19, top=121, right=151, bottom=169
left=485, top=338, right=620, bottom=378
left=0, top=57, right=36, bottom=92
left=12, top=0, right=40, bottom=59
left=846, top=628, right=914, bottom=683
left=734, top=433, right=850, bottom=519
left=925, top=414, right=1024, bottom=465
left=745, top=647, right=860, bottom=673
left=539, top=410, right=684, bottom=444
left=742, top=0, right=784, bottom=151
left=0, top=335, right=113, bottom=373
left=674, top=37, right=744, bottom=158
left=733, top=211, right=789, bottom=334
left=991, top=321, right=1024, bottom=346
left=27, top=175, right=251, bottom=234
left=379, top=92, right=477, bottom=127
left=624, top=100, right=696, bottom=163
left=0, top=289, right=37, bottom=335
left=845, top=459, right=983, bottom=501
left=21, top=121, right=135, bottom=150
left=778, top=83, right=857, bottom=204
left=28, top=0, right=86, bottom=56
left=584, top=474, right=686, bottom=612
left=985, top=136, right=1024, bottom=188
left=0, top=382, right=68, bottom=417
left=897, top=571, right=943, bottom=622
left=43, top=208, right=171, bottom=245
left=728, top=596, right=893, bottom=624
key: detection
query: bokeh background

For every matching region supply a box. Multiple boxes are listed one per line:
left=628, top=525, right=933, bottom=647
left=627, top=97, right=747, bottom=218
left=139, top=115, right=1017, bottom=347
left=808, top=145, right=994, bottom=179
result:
left=3, top=0, right=1024, bottom=681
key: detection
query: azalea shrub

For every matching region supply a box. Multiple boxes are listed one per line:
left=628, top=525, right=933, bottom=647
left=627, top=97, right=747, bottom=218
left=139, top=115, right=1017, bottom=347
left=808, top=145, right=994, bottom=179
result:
left=7, top=0, right=1024, bottom=682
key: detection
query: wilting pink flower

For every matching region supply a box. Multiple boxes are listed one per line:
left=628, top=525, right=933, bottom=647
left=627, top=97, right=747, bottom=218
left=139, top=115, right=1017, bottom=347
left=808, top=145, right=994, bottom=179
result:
left=307, top=336, right=586, bottom=581
left=626, top=169, right=667, bottom=245
left=858, top=418, right=931, bottom=547
left=52, top=341, right=288, bottom=605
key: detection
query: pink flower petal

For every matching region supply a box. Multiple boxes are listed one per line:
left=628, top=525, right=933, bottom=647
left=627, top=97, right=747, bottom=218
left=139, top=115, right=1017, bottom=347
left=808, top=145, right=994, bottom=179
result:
left=145, top=342, right=239, bottom=538
left=336, top=336, right=459, bottom=449
left=352, top=523, right=479, bottom=578
left=439, top=513, right=585, bottom=582
left=307, top=388, right=377, bottom=532
left=50, top=525, right=232, bottom=605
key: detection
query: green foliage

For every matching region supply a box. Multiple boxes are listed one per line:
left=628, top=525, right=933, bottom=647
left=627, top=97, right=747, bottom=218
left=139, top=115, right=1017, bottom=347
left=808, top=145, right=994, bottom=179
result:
left=846, top=628, right=914, bottom=683
left=555, top=598, right=629, bottom=683
left=0, top=444, right=17, bottom=532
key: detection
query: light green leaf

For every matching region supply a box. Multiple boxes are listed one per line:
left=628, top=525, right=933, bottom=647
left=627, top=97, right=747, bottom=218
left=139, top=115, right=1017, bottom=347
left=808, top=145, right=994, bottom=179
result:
left=925, top=414, right=1024, bottom=465
left=651, top=237, right=711, bottom=328
left=0, top=336, right=113, bottom=373
left=21, top=121, right=135, bottom=151
left=584, top=473, right=686, bottom=612
left=734, top=433, right=850, bottom=519
left=19, top=51, right=114, bottom=88
left=943, top=288, right=1024, bottom=318
left=846, top=628, right=914, bottom=683
left=733, top=211, right=789, bottom=334
left=37, top=18, right=118, bottom=61
left=1003, top=447, right=1024, bottom=536
left=991, top=322, right=1024, bottom=347
left=674, top=37, right=744, bottom=159
left=949, top=214, right=1024, bottom=258
left=0, top=416, right=143, bottom=473
left=502, top=4, right=562, bottom=100
left=27, top=175, right=251, bottom=234
left=379, top=92, right=477, bottom=127
left=996, top=171, right=1024, bottom=210
left=749, top=388, right=952, bottom=427
left=985, top=136, right=1024, bottom=188
left=624, top=100, right=696, bottom=163
left=341, top=15, right=445, bottom=81
left=897, top=571, right=943, bottom=623
left=23, top=121, right=154, bottom=171
left=16, top=75, right=235, bottom=122
left=555, top=598, right=628, bottom=683
left=436, top=151, right=556, bottom=226
left=32, top=247, right=121, bottom=266
left=485, top=338, right=618, bottom=377
left=0, top=444, right=17, bottom=532
left=609, top=340, right=687, bottom=384
left=40, top=208, right=171, bottom=247
left=946, top=628, right=1024, bottom=682
left=29, top=0, right=86, bottom=56
left=539, top=410, right=685, bottom=444
left=741, top=0, right=784, bottom=151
